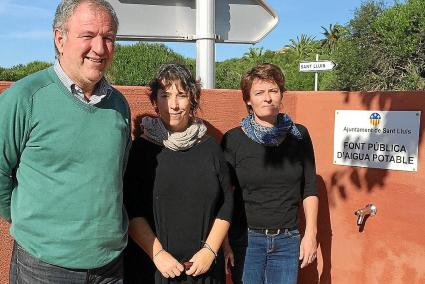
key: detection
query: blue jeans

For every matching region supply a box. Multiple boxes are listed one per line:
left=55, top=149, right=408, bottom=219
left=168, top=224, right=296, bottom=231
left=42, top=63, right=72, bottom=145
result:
left=242, top=229, right=301, bottom=284
left=9, top=242, right=123, bottom=284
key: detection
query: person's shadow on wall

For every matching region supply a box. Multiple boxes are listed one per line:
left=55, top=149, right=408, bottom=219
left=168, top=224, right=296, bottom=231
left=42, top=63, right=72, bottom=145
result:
left=298, top=175, right=332, bottom=284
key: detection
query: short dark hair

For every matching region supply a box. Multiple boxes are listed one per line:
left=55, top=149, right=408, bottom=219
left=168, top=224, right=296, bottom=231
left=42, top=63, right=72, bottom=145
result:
left=149, top=62, right=201, bottom=115
left=240, top=63, right=286, bottom=112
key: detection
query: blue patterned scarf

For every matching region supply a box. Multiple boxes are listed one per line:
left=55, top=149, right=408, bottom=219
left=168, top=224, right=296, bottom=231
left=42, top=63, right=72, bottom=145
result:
left=241, top=113, right=302, bottom=146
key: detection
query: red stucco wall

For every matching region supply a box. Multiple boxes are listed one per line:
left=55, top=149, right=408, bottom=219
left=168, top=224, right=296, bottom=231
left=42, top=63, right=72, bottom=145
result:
left=1, top=82, right=424, bottom=283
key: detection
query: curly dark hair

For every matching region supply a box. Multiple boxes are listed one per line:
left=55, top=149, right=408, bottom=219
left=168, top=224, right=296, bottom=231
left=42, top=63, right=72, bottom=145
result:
left=149, top=62, right=201, bottom=115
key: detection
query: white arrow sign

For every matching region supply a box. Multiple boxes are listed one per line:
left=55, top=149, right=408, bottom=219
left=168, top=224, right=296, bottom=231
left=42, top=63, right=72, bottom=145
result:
left=107, top=0, right=278, bottom=43
left=106, top=0, right=278, bottom=89
left=299, top=60, right=337, bottom=72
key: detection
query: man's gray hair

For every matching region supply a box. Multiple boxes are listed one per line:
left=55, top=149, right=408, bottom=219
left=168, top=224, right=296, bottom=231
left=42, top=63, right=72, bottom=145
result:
left=53, top=0, right=119, bottom=57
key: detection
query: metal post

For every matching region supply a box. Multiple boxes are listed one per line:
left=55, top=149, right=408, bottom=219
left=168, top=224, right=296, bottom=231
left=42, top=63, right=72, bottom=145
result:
left=196, top=0, right=215, bottom=89
left=314, top=54, right=319, bottom=91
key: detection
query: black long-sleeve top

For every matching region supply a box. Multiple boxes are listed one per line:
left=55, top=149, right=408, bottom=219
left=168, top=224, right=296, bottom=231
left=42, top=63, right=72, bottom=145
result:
left=124, top=136, right=233, bottom=284
left=221, top=124, right=318, bottom=231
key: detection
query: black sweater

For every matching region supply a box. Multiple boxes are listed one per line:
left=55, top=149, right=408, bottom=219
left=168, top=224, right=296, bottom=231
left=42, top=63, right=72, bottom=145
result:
left=221, top=125, right=318, bottom=233
left=124, top=136, right=233, bottom=284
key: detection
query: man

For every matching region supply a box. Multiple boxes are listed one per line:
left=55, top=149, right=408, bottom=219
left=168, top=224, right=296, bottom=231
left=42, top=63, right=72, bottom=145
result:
left=0, top=0, right=131, bottom=282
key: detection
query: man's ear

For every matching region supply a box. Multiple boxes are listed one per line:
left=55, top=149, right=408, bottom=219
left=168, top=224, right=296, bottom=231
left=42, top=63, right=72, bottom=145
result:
left=54, top=29, right=65, bottom=55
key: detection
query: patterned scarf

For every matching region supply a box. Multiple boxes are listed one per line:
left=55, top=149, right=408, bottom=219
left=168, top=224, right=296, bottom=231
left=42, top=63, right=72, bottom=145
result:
left=240, top=113, right=302, bottom=146
left=141, top=116, right=207, bottom=151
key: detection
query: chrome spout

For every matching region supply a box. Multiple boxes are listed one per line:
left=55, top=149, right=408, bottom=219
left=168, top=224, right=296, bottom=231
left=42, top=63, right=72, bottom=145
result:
left=354, top=204, right=377, bottom=226
left=355, top=213, right=364, bottom=226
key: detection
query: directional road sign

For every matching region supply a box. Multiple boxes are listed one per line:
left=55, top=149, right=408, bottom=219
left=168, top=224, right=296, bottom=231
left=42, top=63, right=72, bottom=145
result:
left=107, top=0, right=278, bottom=43
left=299, top=60, right=337, bottom=72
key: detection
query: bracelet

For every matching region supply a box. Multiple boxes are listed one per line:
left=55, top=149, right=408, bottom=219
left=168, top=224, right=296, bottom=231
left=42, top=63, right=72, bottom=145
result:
left=153, top=248, right=165, bottom=259
left=201, top=241, right=217, bottom=259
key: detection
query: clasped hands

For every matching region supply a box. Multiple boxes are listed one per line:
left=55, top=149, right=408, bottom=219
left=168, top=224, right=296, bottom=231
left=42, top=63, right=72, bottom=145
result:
left=153, top=246, right=216, bottom=278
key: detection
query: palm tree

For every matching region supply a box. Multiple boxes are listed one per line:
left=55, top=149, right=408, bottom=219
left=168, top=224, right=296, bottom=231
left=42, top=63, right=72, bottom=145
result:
left=320, top=24, right=344, bottom=52
left=243, top=47, right=264, bottom=63
left=285, top=34, right=316, bottom=58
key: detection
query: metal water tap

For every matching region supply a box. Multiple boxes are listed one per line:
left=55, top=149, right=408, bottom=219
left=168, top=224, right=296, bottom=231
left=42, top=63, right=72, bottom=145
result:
left=354, top=204, right=377, bottom=226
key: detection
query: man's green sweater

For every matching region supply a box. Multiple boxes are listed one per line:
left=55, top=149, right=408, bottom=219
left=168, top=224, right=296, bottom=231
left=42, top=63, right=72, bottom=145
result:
left=0, top=67, right=131, bottom=269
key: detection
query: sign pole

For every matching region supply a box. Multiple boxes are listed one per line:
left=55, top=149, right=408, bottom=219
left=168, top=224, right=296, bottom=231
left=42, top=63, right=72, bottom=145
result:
left=196, top=0, right=215, bottom=88
left=110, top=0, right=279, bottom=89
left=314, top=54, right=319, bottom=91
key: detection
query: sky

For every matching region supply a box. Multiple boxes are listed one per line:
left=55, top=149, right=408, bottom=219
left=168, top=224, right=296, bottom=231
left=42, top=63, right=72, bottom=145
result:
left=0, top=0, right=395, bottom=68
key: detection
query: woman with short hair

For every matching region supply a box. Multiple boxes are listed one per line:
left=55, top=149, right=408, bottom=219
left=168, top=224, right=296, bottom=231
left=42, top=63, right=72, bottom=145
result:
left=222, top=63, right=319, bottom=284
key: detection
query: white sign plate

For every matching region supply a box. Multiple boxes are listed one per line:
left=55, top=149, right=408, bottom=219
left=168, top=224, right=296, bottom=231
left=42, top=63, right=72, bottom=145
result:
left=299, top=60, right=336, bottom=72
left=333, top=110, right=421, bottom=172
left=108, top=0, right=278, bottom=43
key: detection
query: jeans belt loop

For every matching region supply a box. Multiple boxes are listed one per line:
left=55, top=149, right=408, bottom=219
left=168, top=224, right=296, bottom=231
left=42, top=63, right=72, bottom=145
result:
left=265, top=229, right=281, bottom=236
